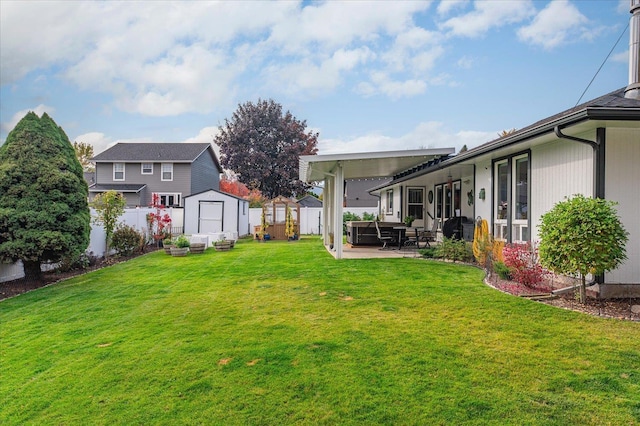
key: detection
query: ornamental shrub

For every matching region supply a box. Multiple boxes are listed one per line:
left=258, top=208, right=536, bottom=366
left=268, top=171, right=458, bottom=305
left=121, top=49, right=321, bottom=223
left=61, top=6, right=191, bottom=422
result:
left=502, top=242, right=547, bottom=287
left=436, top=238, right=473, bottom=263
left=539, top=194, right=628, bottom=303
left=493, top=261, right=512, bottom=280
left=111, top=225, right=144, bottom=257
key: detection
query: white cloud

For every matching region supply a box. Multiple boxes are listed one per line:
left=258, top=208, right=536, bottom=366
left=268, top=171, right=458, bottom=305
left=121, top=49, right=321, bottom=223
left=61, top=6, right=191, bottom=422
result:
left=517, top=0, right=589, bottom=50
left=612, top=50, right=629, bottom=63
left=457, top=56, right=474, bottom=69
left=440, top=0, right=535, bottom=38
left=73, top=132, right=114, bottom=156
left=437, top=0, right=470, bottom=16
left=357, top=72, right=427, bottom=99
left=1, top=104, right=56, bottom=134
left=318, top=121, right=495, bottom=155
left=182, top=126, right=222, bottom=159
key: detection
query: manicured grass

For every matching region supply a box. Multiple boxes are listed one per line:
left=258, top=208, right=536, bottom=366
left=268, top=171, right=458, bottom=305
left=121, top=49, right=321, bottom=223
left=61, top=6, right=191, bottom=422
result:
left=1, top=237, right=639, bottom=425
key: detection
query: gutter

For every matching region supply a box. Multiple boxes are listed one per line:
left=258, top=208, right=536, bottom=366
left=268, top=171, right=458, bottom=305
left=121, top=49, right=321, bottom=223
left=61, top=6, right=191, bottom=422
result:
left=553, top=125, right=605, bottom=199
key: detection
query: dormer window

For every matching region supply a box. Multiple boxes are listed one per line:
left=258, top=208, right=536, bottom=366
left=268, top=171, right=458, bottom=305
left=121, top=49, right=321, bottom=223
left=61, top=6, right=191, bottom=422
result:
left=141, top=163, right=153, bottom=174
left=161, top=163, right=173, bottom=181
left=113, top=163, right=125, bottom=181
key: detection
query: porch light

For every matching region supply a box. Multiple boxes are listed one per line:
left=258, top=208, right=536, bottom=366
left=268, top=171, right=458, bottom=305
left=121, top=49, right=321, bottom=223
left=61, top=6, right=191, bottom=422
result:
left=479, top=188, right=486, bottom=200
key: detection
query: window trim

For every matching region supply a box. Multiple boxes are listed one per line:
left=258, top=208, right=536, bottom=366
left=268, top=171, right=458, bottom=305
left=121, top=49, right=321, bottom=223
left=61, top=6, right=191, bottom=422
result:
left=141, top=163, right=153, bottom=175
left=491, top=150, right=531, bottom=243
left=386, top=189, right=394, bottom=214
left=161, top=163, right=173, bottom=181
left=113, top=163, right=125, bottom=181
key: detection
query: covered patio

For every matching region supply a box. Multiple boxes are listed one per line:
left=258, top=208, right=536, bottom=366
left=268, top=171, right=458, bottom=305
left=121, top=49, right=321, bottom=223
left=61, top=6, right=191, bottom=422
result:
left=299, top=148, right=454, bottom=259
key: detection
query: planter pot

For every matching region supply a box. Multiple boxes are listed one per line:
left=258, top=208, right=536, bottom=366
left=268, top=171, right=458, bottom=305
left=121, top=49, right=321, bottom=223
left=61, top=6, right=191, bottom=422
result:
left=214, top=242, right=232, bottom=251
left=163, top=245, right=174, bottom=255
left=190, top=242, right=206, bottom=254
left=170, top=247, right=189, bottom=257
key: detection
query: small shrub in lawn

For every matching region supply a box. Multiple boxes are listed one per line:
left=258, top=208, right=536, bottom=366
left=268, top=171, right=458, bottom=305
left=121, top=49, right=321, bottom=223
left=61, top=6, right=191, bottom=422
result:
left=502, top=242, right=547, bottom=287
left=56, top=252, right=96, bottom=273
left=111, top=225, right=144, bottom=257
left=493, top=261, right=512, bottom=280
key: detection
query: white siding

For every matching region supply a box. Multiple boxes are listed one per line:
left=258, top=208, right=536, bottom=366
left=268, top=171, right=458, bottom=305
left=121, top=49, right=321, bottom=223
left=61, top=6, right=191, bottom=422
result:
left=183, top=190, right=249, bottom=237
left=530, top=141, right=593, bottom=241
left=605, top=128, right=640, bottom=284
left=474, top=160, right=492, bottom=223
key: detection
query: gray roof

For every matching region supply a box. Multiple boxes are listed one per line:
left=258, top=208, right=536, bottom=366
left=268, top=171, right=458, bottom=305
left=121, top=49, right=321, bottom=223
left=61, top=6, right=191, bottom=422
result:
left=372, top=87, right=640, bottom=191
left=89, top=183, right=147, bottom=193
left=297, top=194, right=323, bottom=207
left=93, top=143, right=215, bottom=164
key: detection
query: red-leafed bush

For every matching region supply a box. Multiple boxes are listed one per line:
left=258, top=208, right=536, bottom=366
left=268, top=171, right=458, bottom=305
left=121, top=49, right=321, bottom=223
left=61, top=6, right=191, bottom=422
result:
left=502, top=242, right=547, bottom=287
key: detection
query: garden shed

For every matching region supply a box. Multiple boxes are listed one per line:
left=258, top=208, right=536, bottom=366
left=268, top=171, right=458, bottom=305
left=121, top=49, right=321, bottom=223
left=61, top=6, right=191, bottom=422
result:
left=262, top=196, right=300, bottom=240
left=183, top=189, right=250, bottom=237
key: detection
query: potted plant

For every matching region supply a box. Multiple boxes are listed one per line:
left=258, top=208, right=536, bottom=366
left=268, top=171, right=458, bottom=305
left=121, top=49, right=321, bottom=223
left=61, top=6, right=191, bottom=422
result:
left=163, top=237, right=174, bottom=254
left=213, top=236, right=232, bottom=251
left=170, top=235, right=190, bottom=257
left=404, top=215, right=415, bottom=227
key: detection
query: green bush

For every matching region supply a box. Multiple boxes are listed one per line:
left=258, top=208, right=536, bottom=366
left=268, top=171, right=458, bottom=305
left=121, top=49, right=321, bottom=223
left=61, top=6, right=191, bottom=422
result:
left=435, top=238, right=473, bottom=263
left=343, top=212, right=361, bottom=234
left=174, top=235, right=191, bottom=248
left=493, top=261, right=512, bottom=280
left=418, top=247, right=438, bottom=258
left=362, top=212, right=376, bottom=221
left=111, top=225, right=144, bottom=257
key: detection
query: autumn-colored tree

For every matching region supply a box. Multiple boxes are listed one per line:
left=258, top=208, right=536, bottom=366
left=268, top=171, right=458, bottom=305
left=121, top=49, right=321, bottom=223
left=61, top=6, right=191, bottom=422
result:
left=214, top=99, right=318, bottom=199
left=220, top=173, right=250, bottom=198
left=74, top=141, right=95, bottom=172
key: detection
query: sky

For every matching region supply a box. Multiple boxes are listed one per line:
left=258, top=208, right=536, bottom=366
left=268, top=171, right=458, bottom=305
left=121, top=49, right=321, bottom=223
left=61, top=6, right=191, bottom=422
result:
left=0, top=0, right=634, bottom=159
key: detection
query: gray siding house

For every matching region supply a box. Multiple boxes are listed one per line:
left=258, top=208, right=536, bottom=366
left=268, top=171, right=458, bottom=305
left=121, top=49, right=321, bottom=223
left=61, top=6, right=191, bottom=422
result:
left=90, top=143, right=222, bottom=207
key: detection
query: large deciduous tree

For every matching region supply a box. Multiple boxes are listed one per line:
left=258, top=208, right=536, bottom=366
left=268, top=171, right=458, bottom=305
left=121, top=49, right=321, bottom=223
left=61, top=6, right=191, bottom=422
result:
left=538, top=195, right=628, bottom=304
left=73, top=141, right=95, bottom=172
left=0, top=112, right=91, bottom=280
left=214, top=99, right=318, bottom=199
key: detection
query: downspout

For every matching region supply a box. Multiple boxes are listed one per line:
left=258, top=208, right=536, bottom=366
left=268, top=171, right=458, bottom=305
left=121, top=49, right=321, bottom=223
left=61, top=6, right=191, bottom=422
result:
left=553, top=126, right=605, bottom=199
left=553, top=125, right=606, bottom=285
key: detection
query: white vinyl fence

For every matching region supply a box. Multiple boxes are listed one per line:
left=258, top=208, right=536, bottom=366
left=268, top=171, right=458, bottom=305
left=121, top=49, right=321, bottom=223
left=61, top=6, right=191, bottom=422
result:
left=248, top=206, right=379, bottom=237
left=0, top=207, right=184, bottom=283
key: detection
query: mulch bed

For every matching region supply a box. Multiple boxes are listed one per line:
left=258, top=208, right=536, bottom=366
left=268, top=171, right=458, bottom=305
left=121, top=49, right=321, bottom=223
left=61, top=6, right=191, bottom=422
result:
left=0, top=246, right=161, bottom=302
left=486, top=274, right=640, bottom=322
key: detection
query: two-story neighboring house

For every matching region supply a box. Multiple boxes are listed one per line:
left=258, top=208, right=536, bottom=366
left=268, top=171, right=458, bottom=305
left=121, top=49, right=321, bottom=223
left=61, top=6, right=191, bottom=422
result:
left=90, top=143, right=222, bottom=207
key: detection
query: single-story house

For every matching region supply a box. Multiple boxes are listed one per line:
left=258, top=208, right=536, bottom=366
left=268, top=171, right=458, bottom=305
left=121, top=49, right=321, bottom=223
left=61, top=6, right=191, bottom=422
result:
left=299, top=2, right=640, bottom=298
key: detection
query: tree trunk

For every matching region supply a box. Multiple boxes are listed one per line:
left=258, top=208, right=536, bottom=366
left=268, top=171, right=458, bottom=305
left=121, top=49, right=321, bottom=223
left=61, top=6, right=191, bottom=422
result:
left=580, top=274, right=587, bottom=304
left=23, top=260, right=42, bottom=281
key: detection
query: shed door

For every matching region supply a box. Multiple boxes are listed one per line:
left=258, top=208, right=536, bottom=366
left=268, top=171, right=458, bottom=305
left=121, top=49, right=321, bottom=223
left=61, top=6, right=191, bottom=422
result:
left=199, top=201, right=223, bottom=233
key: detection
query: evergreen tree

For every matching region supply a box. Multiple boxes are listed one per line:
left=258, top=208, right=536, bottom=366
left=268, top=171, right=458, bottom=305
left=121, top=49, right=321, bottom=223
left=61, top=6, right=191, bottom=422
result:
left=0, top=112, right=91, bottom=280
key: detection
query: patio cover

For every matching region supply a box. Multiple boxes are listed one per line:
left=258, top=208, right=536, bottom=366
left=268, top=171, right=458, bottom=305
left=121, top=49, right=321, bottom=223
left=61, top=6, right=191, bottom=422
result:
left=299, top=148, right=454, bottom=259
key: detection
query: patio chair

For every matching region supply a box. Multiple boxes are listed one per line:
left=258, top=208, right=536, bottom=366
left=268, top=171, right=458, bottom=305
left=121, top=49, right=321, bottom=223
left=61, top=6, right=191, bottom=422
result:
left=375, top=221, right=395, bottom=250
left=416, top=219, right=439, bottom=248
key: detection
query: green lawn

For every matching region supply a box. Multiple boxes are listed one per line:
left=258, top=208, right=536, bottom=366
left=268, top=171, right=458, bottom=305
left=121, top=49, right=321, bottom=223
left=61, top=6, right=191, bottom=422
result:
left=1, top=237, right=639, bottom=425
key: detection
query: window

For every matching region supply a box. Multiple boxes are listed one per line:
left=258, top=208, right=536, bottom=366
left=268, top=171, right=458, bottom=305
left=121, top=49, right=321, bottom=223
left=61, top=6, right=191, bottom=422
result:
left=141, top=163, right=153, bottom=174
left=161, top=163, right=173, bottom=181
left=493, top=152, right=530, bottom=242
left=113, top=163, right=125, bottom=181
left=156, top=193, right=181, bottom=207
left=386, top=189, right=394, bottom=214
left=407, top=188, right=424, bottom=221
